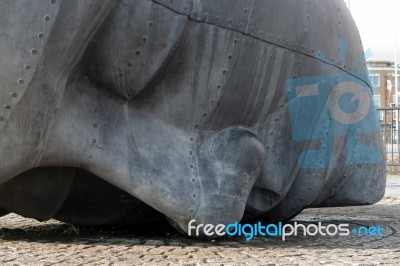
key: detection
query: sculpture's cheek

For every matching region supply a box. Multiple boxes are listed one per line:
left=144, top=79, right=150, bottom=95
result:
left=85, top=0, right=189, bottom=100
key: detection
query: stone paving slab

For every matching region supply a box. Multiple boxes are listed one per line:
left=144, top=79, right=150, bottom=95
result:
left=0, top=177, right=400, bottom=265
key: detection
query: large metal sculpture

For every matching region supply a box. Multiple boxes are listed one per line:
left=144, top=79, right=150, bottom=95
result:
left=0, top=0, right=385, bottom=236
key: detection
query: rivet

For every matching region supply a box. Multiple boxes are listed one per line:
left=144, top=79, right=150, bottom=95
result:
left=190, top=137, right=195, bottom=141
left=127, top=62, right=132, bottom=68
left=148, top=21, right=154, bottom=27
left=50, top=0, right=56, bottom=4
left=92, top=139, right=97, bottom=144
left=210, top=99, right=215, bottom=104
left=10, top=92, right=17, bottom=98
left=266, top=145, right=270, bottom=149
left=4, top=105, right=10, bottom=110
left=195, top=124, right=200, bottom=128
left=189, top=209, right=194, bottom=213
left=38, top=33, right=44, bottom=39
left=222, top=69, right=227, bottom=75
left=202, top=113, right=207, bottom=117
left=217, top=84, right=222, bottom=89
left=142, top=37, right=148, bottom=43
left=192, top=194, right=197, bottom=198
left=93, top=123, right=98, bottom=128
left=44, top=15, right=50, bottom=21
left=31, top=49, right=38, bottom=55
left=243, top=8, right=248, bottom=14
left=24, top=65, right=31, bottom=70
left=189, top=151, right=193, bottom=156
left=17, top=79, right=24, bottom=84
left=228, top=54, right=233, bottom=60
left=228, top=19, right=233, bottom=25
left=191, top=179, right=196, bottom=183
left=190, top=165, right=194, bottom=169
left=0, top=117, right=3, bottom=122
left=135, top=51, right=141, bottom=55
left=234, top=39, right=238, bottom=45
left=182, top=5, right=188, bottom=11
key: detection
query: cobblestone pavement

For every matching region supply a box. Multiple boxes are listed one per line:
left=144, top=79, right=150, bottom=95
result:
left=1, top=176, right=400, bottom=265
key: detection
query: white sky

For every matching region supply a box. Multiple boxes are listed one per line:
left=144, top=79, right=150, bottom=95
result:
left=346, top=0, right=399, bottom=62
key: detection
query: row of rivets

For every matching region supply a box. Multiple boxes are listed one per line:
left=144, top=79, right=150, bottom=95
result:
left=162, top=0, right=366, bottom=77
left=185, top=3, right=367, bottom=81
left=1, top=0, right=57, bottom=122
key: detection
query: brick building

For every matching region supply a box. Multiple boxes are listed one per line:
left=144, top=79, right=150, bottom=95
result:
left=368, top=60, right=400, bottom=144
left=367, top=60, right=400, bottom=109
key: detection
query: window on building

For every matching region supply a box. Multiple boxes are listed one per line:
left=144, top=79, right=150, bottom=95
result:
left=374, top=94, right=383, bottom=121
left=373, top=94, right=381, bottom=109
left=391, top=76, right=400, bottom=87
left=369, top=74, right=380, bottom=88
left=392, top=95, right=400, bottom=107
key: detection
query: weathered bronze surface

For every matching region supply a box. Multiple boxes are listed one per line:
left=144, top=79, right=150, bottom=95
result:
left=0, top=0, right=385, bottom=236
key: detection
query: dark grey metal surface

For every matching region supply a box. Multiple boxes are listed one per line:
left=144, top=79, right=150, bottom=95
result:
left=0, top=0, right=385, bottom=236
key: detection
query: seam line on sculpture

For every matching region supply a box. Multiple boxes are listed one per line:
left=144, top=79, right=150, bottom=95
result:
left=151, top=0, right=372, bottom=93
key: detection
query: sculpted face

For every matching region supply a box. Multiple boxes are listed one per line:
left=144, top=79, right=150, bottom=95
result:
left=0, top=0, right=385, bottom=236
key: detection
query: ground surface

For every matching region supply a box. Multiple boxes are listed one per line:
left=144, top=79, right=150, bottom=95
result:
left=0, top=176, right=400, bottom=265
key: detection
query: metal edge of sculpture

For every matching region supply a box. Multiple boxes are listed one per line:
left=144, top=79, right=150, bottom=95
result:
left=0, top=0, right=386, bottom=237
